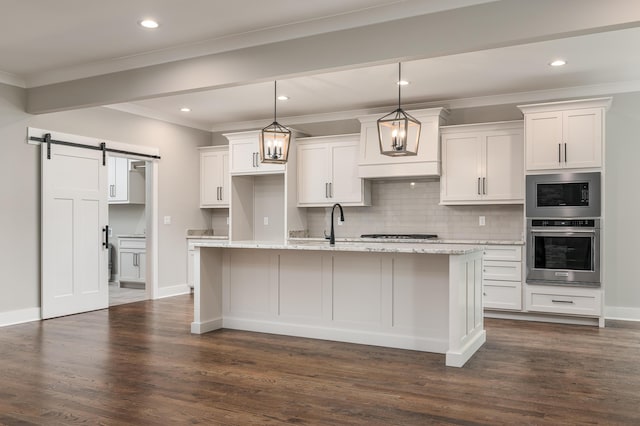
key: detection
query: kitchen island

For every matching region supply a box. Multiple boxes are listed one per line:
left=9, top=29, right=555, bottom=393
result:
left=189, top=240, right=485, bottom=367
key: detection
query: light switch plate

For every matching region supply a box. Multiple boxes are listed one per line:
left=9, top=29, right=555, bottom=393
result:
left=263, top=217, right=269, bottom=225
left=164, top=215, right=171, bottom=225
left=479, top=216, right=485, bottom=226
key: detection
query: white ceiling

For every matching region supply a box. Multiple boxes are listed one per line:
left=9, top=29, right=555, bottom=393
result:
left=2, top=0, right=640, bottom=131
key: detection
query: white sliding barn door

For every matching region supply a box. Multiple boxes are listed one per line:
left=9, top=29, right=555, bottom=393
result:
left=41, top=143, right=108, bottom=319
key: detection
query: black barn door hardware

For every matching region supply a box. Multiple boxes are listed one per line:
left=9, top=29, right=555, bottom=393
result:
left=30, top=133, right=162, bottom=162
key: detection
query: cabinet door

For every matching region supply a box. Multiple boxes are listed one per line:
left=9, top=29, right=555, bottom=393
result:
left=563, top=108, right=602, bottom=169
left=483, top=131, right=524, bottom=202
left=108, top=157, right=129, bottom=202
left=330, top=143, right=362, bottom=203
left=200, top=151, right=223, bottom=206
left=525, top=111, right=563, bottom=171
left=297, top=144, right=329, bottom=204
left=119, top=251, right=138, bottom=281
left=229, top=139, right=256, bottom=174
left=220, top=152, right=230, bottom=205
left=441, top=134, right=483, bottom=202
left=137, top=252, right=146, bottom=281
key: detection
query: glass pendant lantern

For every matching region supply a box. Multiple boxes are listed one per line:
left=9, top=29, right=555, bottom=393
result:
left=377, top=63, right=421, bottom=156
left=259, top=81, right=290, bottom=164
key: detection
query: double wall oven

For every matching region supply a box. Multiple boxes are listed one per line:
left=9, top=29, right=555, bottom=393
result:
left=525, top=172, right=601, bottom=287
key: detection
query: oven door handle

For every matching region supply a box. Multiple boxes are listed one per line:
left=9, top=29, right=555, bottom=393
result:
left=529, top=229, right=596, bottom=235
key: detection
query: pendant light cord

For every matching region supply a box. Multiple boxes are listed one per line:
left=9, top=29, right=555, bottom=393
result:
left=398, top=63, right=402, bottom=110
left=274, top=80, right=277, bottom=122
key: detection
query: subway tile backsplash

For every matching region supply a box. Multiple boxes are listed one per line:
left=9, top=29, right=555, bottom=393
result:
left=306, top=179, right=524, bottom=240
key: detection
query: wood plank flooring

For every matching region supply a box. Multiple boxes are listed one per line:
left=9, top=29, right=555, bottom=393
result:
left=1, top=295, right=639, bottom=425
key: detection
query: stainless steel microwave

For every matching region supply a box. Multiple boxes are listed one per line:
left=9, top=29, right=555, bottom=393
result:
left=526, top=172, right=601, bottom=218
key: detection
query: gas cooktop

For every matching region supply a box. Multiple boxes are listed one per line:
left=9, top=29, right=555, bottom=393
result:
left=360, top=233, right=438, bottom=240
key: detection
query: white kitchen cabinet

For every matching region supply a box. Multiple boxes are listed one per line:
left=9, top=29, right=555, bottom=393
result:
left=200, top=146, right=229, bottom=208
left=519, top=98, right=611, bottom=171
left=357, top=107, right=448, bottom=178
left=525, top=285, right=602, bottom=317
left=226, top=131, right=286, bottom=175
left=483, top=245, right=522, bottom=311
left=440, top=121, right=524, bottom=205
left=297, top=134, right=371, bottom=206
left=108, top=157, right=145, bottom=204
left=118, top=237, right=146, bottom=286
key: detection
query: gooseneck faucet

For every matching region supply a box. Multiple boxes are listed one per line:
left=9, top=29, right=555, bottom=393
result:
left=329, top=203, right=344, bottom=246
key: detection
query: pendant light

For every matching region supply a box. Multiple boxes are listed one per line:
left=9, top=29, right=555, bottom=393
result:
left=259, top=81, right=291, bottom=164
left=377, top=63, right=421, bottom=156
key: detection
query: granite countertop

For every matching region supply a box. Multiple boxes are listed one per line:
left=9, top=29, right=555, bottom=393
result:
left=189, top=239, right=483, bottom=255
left=287, top=237, right=525, bottom=246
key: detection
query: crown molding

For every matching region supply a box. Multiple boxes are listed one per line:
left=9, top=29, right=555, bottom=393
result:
left=0, top=70, right=26, bottom=88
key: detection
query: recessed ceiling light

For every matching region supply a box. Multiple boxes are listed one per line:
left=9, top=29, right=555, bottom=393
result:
left=397, top=80, right=410, bottom=86
left=139, top=19, right=159, bottom=29
left=549, top=59, right=566, bottom=67
left=180, top=107, right=191, bottom=112
left=277, top=95, right=289, bottom=101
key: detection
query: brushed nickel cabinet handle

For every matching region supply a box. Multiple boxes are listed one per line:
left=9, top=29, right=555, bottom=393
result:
left=551, top=299, right=574, bottom=304
left=558, top=143, right=561, bottom=163
left=478, top=177, right=481, bottom=195
left=564, top=143, right=567, bottom=163
left=329, top=182, right=333, bottom=198
left=482, top=177, right=486, bottom=195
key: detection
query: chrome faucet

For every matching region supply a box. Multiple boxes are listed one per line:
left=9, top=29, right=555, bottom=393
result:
left=329, top=203, right=344, bottom=246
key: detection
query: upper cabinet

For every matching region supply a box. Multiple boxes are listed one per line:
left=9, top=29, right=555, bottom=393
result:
left=297, top=134, right=371, bottom=207
left=225, top=130, right=286, bottom=175
left=200, top=146, right=229, bottom=208
left=440, top=121, right=524, bottom=205
left=108, top=157, right=145, bottom=204
left=357, top=107, right=448, bottom=178
left=518, top=98, right=611, bottom=172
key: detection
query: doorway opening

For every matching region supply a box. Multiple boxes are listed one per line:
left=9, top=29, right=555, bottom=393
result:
left=108, top=157, right=149, bottom=306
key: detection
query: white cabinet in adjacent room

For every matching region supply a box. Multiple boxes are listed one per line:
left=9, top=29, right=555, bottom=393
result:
left=482, top=245, right=523, bottom=311
left=226, top=131, right=286, bottom=175
left=200, top=146, right=229, bottom=208
left=519, top=98, right=611, bottom=171
left=297, top=134, right=371, bottom=206
left=108, top=157, right=145, bottom=204
left=118, top=237, right=146, bottom=286
left=440, top=121, right=524, bottom=205
left=357, top=107, right=448, bottom=178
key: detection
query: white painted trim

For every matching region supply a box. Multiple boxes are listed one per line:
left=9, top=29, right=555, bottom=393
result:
left=222, top=317, right=450, bottom=353
left=191, top=317, right=223, bottom=334
left=484, top=310, right=600, bottom=326
left=604, top=306, right=640, bottom=322
left=0, top=307, right=41, bottom=328
left=156, top=284, right=192, bottom=299
left=446, top=330, right=486, bottom=368
left=147, top=160, right=159, bottom=301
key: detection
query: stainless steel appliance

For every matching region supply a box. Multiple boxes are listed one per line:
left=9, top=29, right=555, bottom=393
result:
left=526, top=218, right=600, bottom=287
left=526, top=172, right=601, bottom=218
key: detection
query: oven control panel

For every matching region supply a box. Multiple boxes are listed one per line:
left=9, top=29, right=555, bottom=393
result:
left=530, top=219, right=596, bottom=227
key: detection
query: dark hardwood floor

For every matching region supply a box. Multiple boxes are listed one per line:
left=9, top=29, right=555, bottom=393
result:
left=1, top=295, right=639, bottom=425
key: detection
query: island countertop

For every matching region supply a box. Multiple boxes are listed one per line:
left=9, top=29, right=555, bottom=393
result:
left=189, top=239, right=483, bottom=255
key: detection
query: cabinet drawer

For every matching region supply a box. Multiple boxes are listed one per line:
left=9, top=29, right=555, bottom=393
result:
left=483, top=245, right=522, bottom=261
left=525, top=285, right=602, bottom=316
left=483, top=280, right=522, bottom=310
left=483, top=260, right=521, bottom=281
left=119, top=238, right=146, bottom=249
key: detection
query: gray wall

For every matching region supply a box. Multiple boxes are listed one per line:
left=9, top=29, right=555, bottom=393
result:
left=0, top=83, right=211, bottom=313
left=604, top=92, right=640, bottom=316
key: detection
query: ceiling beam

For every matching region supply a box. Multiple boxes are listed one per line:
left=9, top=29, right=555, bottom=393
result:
left=27, top=0, right=640, bottom=114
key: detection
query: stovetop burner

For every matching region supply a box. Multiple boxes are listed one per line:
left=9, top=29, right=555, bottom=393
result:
left=360, top=233, right=438, bottom=240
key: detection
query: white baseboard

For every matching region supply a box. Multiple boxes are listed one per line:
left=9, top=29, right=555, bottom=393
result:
left=156, top=283, right=191, bottom=299
left=605, top=306, right=640, bottom=322
left=191, top=317, right=223, bottom=334
left=485, top=310, right=600, bottom=326
left=0, top=307, right=41, bottom=328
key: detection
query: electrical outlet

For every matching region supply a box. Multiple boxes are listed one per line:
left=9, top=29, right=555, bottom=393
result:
left=479, top=216, right=486, bottom=226
left=263, top=217, right=269, bottom=225
left=226, top=217, right=230, bottom=225
left=338, top=219, right=344, bottom=226
left=163, top=215, right=171, bottom=225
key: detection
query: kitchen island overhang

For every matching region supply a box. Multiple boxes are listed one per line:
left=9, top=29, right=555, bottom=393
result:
left=190, top=240, right=485, bottom=367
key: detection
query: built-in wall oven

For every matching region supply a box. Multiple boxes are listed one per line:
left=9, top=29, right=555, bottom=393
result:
left=526, top=219, right=600, bottom=287
left=525, top=171, right=601, bottom=287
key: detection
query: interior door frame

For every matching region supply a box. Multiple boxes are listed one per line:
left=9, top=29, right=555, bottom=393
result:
left=28, top=127, right=160, bottom=308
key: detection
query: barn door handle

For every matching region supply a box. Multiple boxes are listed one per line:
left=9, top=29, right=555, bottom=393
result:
left=103, top=226, right=109, bottom=248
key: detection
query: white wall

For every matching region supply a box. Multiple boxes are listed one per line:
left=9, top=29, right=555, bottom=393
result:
left=0, top=83, right=212, bottom=315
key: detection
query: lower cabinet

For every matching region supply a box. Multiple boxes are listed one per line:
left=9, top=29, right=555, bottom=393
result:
left=525, top=285, right=602, bottom=317
left=118, top=237, right=146, bottom=286
left=482, top=245, right=523, bottom=311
